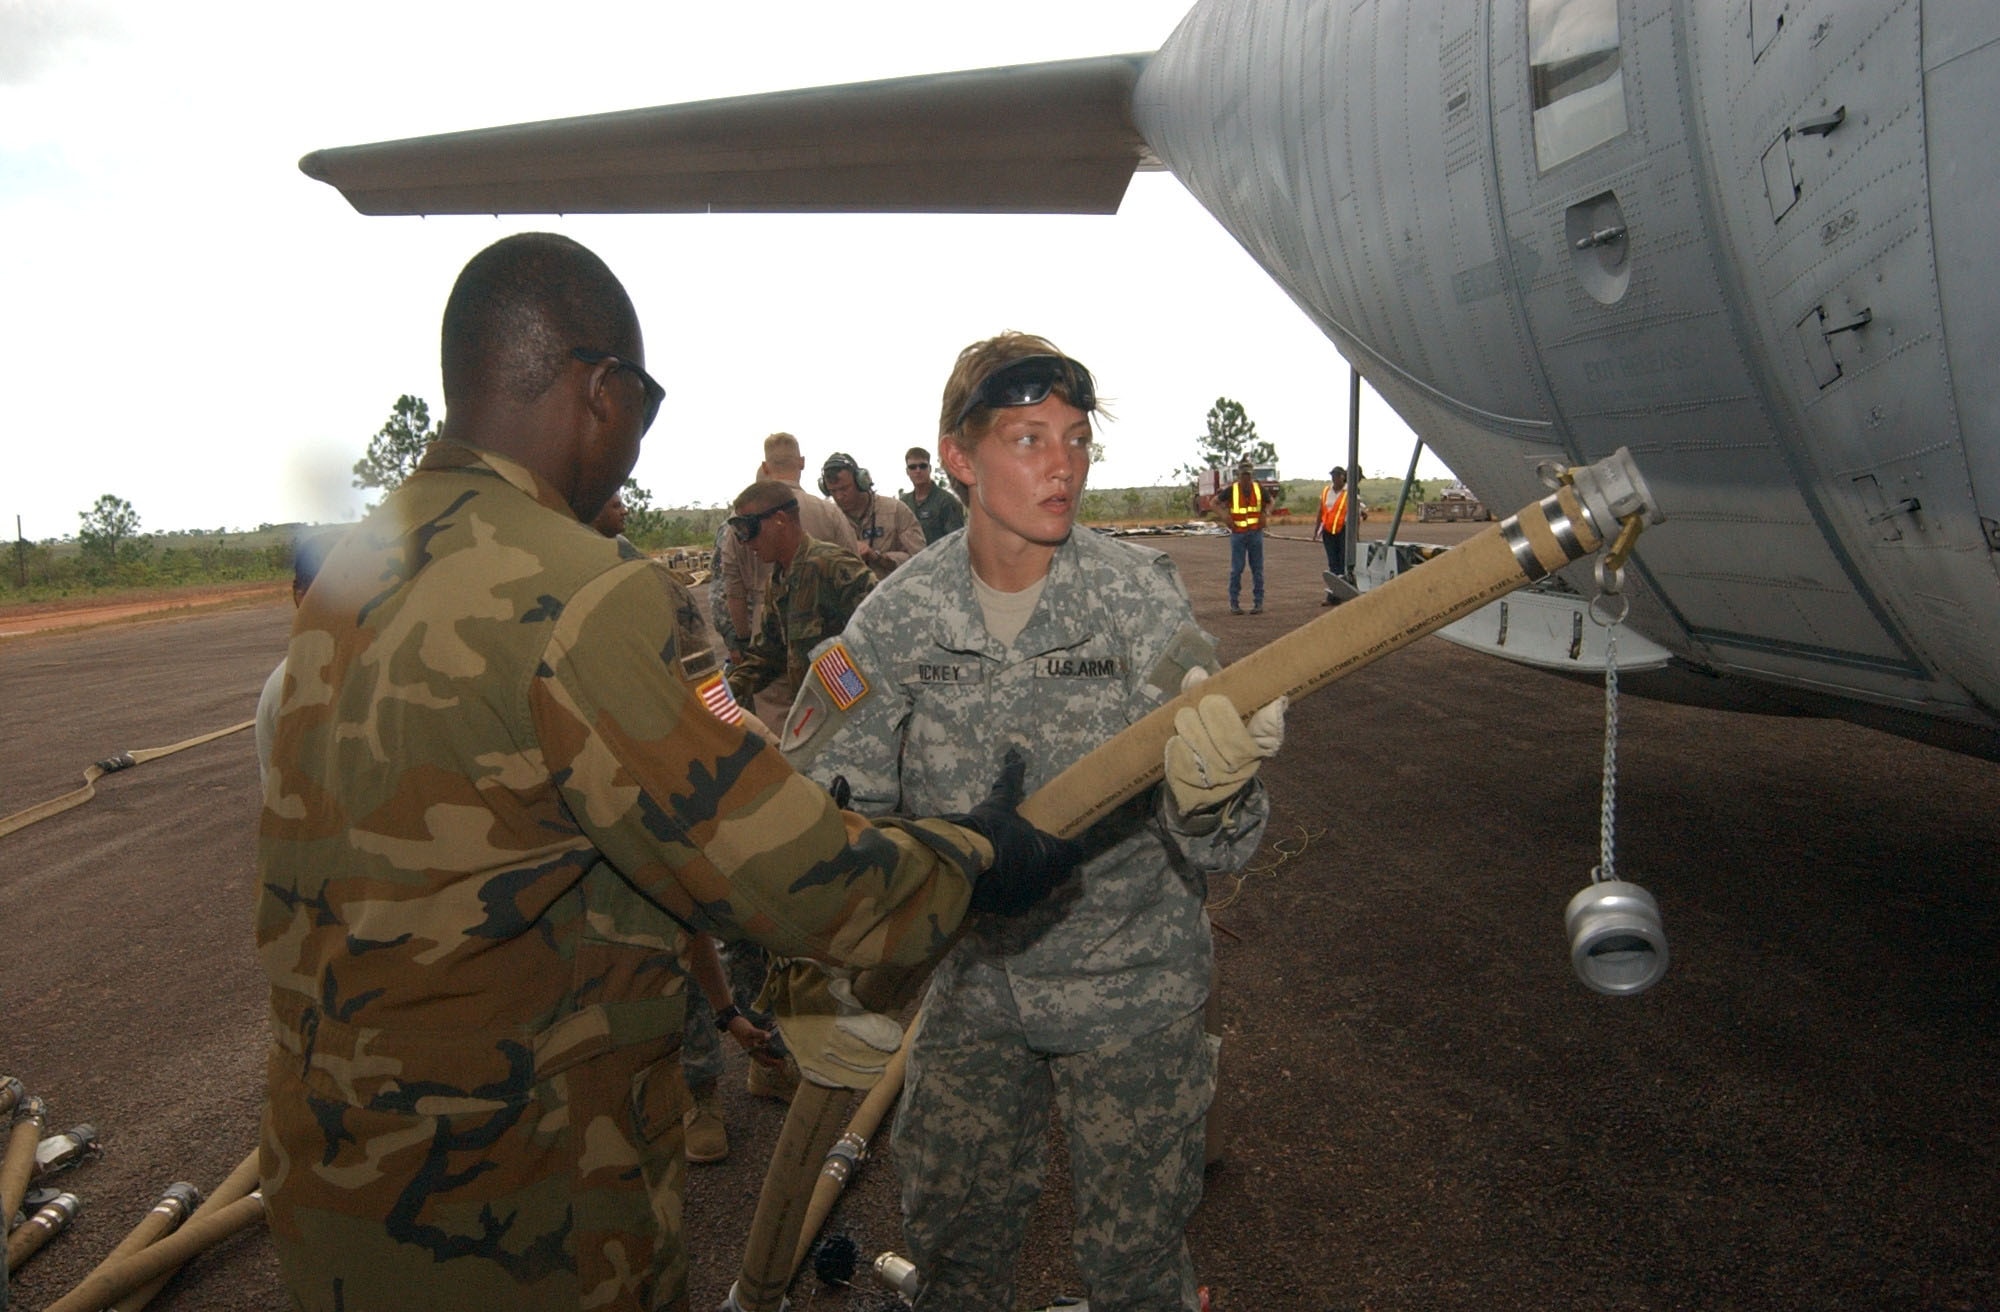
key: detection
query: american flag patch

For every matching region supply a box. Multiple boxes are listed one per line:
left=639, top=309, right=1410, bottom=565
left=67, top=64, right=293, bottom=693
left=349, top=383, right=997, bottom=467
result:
left=812, top=641, right=869, bottom=710
left=695, top=671, right=745, bottom=726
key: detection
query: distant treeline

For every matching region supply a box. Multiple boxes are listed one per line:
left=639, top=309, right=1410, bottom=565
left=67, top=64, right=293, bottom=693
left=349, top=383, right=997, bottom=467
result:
left=4, top=475, right=1446, bottom=605
left=3, top=527, right=299, bottom=603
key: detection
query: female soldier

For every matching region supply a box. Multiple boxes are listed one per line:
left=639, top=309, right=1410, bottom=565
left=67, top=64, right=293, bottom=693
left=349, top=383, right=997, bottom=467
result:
left=784, top=333, right=1284, bottom=1310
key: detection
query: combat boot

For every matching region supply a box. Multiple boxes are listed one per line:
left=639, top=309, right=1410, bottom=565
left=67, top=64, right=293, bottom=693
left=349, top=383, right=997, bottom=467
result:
left=684, top=1088, right=729, bottom=1163
left=746, top=1056, right=799, bottom=1102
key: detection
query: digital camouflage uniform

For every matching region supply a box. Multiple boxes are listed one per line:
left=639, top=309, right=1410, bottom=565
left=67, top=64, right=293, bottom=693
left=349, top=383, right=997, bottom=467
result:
left=257, top=440, right=988, bottom=1312
left=724, top=535, right=874, bottom=705
left=786, top=529, right=1268, bottom=1312
left=899, top=484, right=966, bottom=544
left=706, top=522, right=743, bottom=657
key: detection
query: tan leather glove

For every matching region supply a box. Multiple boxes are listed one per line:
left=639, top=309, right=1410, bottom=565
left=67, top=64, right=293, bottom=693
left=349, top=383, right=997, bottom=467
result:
left=760, top=960, right=904, bottom=1090
left=1163, top=667, right=1287, bottom=815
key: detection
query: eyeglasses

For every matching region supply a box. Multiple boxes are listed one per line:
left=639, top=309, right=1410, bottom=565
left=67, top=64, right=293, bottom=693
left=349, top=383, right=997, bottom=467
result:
left=571, top=348, right=666, bottom=433
left=728, top=499, right=798, bottom=542
left=951, top=354, right=1096, bottom=431
left=906, top=461, right=930, bottom=471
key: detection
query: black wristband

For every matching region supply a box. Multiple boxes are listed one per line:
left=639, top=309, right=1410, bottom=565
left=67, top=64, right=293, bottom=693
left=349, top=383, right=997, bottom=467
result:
left=713, top=1003, right=743, bottom=1031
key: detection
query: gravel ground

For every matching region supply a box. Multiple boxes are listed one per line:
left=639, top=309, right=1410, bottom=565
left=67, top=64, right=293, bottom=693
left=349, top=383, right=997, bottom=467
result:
left=4, top=526, right=1997, bottom=1311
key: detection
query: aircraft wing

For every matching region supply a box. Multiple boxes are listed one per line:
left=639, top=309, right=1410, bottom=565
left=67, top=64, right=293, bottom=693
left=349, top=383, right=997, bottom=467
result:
left=300, top=55, right=1158, bottom=217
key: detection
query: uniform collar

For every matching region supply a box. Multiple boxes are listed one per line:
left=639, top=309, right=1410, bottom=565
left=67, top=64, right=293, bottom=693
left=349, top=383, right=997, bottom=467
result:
left=928, top=532, right=1096, bottom=660
left=417, top=438, right=580, bottom=520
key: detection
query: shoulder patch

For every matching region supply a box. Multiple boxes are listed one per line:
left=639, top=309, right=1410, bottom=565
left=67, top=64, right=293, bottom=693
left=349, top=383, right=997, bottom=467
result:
left=693, top=670, right=745, bottom=726
left=780, top=676, right=839, bottom=761
left=811, top=641, right=870, bottom=710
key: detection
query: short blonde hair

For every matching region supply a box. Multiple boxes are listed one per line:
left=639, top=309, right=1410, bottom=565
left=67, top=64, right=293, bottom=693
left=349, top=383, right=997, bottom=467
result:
left=936, top=332, right=1099, bottom=447
left=763, top=432, right=801, bottom=465
left=733, top=479, right=798, bottom=515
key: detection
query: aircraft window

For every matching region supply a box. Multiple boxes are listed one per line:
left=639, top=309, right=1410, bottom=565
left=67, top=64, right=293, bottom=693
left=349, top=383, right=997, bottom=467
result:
left=1529, top=0, right=1630, bottom=170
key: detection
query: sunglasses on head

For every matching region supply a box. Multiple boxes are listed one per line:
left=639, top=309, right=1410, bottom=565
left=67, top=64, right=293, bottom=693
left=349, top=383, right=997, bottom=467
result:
left=728, top=499, right=798, bottom=542
left=952, top=354, right=1096, bottom=431
left=572, top=348, right=666, bottom=433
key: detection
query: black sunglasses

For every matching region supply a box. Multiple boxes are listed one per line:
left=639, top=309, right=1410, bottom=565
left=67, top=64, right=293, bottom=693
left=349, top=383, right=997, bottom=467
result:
left=572, top=348, right=665, bottom=433
left=728, top=499, right=799, bottom=542
left=951, top=354, right=1096, bottom=430
left=906, top=461, right=930, bottom=471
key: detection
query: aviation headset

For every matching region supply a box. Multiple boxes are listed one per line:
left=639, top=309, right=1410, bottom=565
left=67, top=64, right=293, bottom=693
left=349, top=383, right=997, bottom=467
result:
left=819, top=452, right=874, bottom=497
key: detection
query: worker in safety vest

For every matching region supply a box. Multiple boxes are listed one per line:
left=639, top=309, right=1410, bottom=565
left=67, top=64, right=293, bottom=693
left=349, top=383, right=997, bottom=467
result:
left=1316, top=466, right=1353, bottom=606
left=1225, top=457, right=1266, bottom=614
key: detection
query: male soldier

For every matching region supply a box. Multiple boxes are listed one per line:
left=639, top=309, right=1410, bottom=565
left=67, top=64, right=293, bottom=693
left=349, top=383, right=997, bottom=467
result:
left=821, top=451, right=926, bottom=579
left=591, top=487, right=629, bottom=539
left=716, top=433, right=857, bottom=666
left=724, top=479, right=876, bottom=708
left=1224, top=456, right=1267, bottom=614
left=898, top=444, right=966, bottom=543
left=257, top=232, right=1080, bottom=1312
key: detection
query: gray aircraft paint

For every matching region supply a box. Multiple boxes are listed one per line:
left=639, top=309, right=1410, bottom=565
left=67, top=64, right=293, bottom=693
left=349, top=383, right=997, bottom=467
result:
left=303, top=0, right=2000, bottom=754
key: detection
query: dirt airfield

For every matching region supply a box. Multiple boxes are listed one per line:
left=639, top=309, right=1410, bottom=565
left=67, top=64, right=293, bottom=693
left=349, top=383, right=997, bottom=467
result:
left=4, top=526, right=1998, bottom=1311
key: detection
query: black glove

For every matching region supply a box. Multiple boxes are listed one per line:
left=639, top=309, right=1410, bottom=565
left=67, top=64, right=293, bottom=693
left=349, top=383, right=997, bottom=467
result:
left=947, top=748, right=1085, bottom=916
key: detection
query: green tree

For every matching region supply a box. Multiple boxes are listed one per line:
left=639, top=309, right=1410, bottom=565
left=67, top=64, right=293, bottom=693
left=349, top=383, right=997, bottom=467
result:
left=619, top=477, right=673, bottom=546
left=352, top=394, right=439, bottom=495
left=78, top=494, right=140, bottom=569
left=1181, top=396, right=1278, bottom=482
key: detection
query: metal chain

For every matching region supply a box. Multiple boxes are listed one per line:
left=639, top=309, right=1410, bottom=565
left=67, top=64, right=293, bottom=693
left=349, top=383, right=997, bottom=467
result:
left=1597, top=621, right=1619, bottom=883
left=1589, top=561, right=1627, bottom=885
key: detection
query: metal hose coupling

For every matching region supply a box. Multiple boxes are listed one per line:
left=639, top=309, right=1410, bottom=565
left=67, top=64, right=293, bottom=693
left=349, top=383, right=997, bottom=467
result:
left=6, top=1190, right=82, bottom=1267
left=719, top=1282, right=789, bottom=1312
left=820, top=1131, right=867, bottom=1187
left=1565, top=881, right=1669, bottom=995
left=156, top=1181, right=203, bottom=1220
left=35, top=1124, right=101, bottom=1178
left=871, top=1251, right=923, bottom=1300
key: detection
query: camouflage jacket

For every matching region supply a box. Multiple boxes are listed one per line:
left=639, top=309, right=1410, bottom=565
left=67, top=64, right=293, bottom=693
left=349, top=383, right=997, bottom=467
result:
left=785, top=528, right=1268, bottom=1053
left=717, top=483, right=858, bottom=646
left=899, top=484, right=966, bottom=543
left=256, top=439, right=984, bottom=1309
left=725, top=534, right=873, bottom=703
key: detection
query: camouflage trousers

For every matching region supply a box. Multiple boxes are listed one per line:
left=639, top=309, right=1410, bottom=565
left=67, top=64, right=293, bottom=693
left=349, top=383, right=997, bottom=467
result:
left=262, top=1018, right=691, bottom=1311
left=893, top=1006, right=1215, bottom=1312
left=681, top=940, right=773, bottom=1091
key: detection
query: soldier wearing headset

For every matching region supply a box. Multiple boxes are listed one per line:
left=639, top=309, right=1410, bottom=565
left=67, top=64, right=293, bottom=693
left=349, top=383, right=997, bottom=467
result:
left=821, top=451, right=927, bottom=580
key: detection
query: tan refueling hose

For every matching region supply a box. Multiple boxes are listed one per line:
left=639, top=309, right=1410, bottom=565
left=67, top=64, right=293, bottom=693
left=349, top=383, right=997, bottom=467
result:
left=73, top=1149, right=259, bottom=1312
left=728, top=453, right=1662, bottom=1309
left=0, top=722, right=254, bottom=840
left=2, top=1095, right=48, bottom=1230
left=787, top=1035, right=914, bottom=1279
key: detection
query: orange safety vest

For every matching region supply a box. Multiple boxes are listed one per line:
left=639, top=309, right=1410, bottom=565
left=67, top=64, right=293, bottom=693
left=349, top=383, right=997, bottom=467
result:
left=1228, top=481, right=1264, bottom=532
left=1319, top=484, right=1350, bottom=535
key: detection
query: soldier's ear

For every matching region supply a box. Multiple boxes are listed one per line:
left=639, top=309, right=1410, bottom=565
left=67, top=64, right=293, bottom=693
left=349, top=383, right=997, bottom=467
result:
left=939, top=438, right=977, bottom=491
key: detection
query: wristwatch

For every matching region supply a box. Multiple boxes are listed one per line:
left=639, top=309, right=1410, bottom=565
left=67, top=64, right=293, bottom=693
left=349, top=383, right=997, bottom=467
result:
left=713, top=1003, right=743, bottom=1031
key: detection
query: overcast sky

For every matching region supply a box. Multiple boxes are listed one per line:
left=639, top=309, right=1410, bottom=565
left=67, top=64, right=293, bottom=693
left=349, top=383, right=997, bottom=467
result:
left=2, top=0, right=1453, bottom=539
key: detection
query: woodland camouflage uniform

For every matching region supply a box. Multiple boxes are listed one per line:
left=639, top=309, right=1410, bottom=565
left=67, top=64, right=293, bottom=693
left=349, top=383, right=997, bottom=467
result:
left=787, top=528, right=1269, bottom=1311
left=724, top=534, right=873, bottom=705
left=256, top=439, right=988, bottom=1312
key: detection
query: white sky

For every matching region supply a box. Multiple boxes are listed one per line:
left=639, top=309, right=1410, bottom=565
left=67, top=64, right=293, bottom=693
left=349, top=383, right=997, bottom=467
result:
left=1, top=0, right=1452, bottom=539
